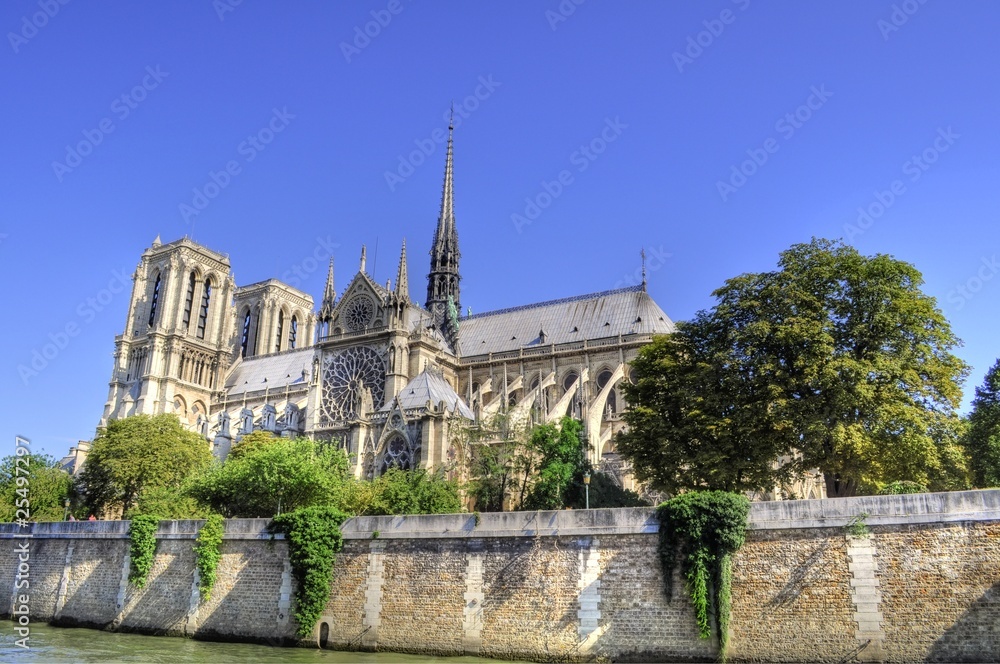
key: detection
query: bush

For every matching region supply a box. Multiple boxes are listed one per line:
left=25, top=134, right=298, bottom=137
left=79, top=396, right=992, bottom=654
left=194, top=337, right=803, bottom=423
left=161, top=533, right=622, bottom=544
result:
left=344, top=468, right=462, bottom=516
left=878, top=481, right=928, bottom=495
left=127, top=484, right=211, bottom=520
left=188, top=438, right=349, bottom=517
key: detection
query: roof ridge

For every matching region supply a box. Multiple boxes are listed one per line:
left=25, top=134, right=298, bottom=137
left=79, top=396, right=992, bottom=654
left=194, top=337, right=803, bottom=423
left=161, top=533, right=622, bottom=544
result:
left=461, top=285, right=644, bottom=321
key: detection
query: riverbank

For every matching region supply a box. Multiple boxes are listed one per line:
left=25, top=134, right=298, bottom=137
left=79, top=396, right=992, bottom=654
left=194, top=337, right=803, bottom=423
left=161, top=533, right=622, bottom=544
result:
left=0, top=622, right=518, bottom=663
left=2, top=491, right=999, bottom=662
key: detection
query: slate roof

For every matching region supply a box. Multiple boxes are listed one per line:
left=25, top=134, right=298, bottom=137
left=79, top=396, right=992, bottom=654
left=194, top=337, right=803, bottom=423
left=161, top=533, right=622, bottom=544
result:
left=224, top=347, right=313, bottom=396
left=381, top=370, right=475, bottom=419
left=458, top=286, right=675, bottom=356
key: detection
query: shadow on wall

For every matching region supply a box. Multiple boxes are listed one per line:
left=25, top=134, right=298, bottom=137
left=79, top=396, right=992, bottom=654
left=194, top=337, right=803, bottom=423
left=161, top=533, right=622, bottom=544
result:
left=56, top=549, right=123, bottom=628
left=190, top=540, right=297, bottom=647
left=927, top=580, right=1000, bottom=663
left=115, top=551, right=192, bottom=634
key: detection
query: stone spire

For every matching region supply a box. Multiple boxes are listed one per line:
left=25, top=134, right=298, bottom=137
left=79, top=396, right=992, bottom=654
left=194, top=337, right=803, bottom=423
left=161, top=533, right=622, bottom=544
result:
left=641, top=248, right=647, bottom=292
left=395, top=239, right=409, bottom=301
left=319, top=258, right=336, bottom=325
left=426, top=108, right=461, bottom=334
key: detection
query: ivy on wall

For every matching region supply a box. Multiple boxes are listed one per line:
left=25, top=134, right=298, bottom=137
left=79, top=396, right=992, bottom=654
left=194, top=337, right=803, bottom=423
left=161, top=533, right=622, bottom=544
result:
left=270, top=506, right=348, bottom=638
left=194, top=513, right=224, bottom=601
left=657, top=491, right=750, bottom=660
left=127, top=514, right=160, bottom=588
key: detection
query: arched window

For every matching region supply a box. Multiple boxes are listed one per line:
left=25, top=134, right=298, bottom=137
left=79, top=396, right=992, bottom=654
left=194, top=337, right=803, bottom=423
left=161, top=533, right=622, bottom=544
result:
left=196, top=278, right=212, bottom=339
left=147, top=273, right=161, bottom=326
left=380, top=435, right=412, bottom=473
left=240, top=310, right=252, bottom=358
left=597, top=368, right=617, bottom=414
left=597, top=369, right=614, bottom=390
left=182, top=272, right=197, bottom=329
left=289, top=315, right=298, bottom=349
left=275, top=310, right=285, bottom=353
left=563, top=371, right=579, bottom=393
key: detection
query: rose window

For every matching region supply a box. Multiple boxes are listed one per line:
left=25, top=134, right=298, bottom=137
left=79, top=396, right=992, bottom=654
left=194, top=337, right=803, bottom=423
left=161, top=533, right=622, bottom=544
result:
left=320, top=346, right=386, bottom=422
left=344, top=295, right=375, bottom=332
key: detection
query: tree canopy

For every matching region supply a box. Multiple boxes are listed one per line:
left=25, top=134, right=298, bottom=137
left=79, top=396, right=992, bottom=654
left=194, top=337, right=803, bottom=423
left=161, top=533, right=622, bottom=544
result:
left=0, top=453, right=74, bottom=522
left=521, top=418, right=587, bottom=510
left=342, top=468, right=462, bottom=516
left=962, top=359, right=1000, bottom=487
left=78, top=414, right=213, bottom=516
left=187, top=436, right=350, bottom=518
left=618, top=238, right=970, bottom=497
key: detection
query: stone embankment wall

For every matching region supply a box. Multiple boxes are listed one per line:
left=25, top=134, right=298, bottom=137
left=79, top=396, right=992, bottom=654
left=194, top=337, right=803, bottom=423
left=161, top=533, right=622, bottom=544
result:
left=2, top=490, right=998, bottom=662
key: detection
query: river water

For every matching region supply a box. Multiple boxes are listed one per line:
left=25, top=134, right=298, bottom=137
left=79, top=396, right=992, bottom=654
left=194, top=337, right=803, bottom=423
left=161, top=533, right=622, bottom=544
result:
left=0, top=623, right=526, bottom=663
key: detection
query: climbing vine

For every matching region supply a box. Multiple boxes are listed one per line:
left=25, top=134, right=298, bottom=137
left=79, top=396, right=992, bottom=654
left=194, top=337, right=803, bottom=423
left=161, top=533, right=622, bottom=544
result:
left=127, top=514, right=160, bottom=588
left=194, top=513, right=224, bottom=601
left=657, top=491, right=749, bottom=660
left=270, top=506, right=348, bottom=638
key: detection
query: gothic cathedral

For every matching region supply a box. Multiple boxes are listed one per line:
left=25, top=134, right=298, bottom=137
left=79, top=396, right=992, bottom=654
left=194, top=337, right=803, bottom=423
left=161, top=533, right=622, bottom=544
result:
left=99, top=123, right=682, bottom=489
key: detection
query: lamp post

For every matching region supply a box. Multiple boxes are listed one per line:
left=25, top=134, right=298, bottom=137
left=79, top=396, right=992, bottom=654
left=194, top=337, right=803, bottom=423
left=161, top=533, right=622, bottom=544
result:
left=63, top=498, right=71, bottom=521
left=583, top=470, right=591, bottom=510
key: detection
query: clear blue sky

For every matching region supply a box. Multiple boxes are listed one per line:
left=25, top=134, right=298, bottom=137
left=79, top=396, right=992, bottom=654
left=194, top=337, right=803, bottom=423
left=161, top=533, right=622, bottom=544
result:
left=2, top=1, right=998, bottom=460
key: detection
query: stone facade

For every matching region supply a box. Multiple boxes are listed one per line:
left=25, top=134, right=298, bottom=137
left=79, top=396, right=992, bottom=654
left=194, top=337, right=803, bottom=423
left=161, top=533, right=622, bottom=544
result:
left=2, top=491, right=999, bottom=662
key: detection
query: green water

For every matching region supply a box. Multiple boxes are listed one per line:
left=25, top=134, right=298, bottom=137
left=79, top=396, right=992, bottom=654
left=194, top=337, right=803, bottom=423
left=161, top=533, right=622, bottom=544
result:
left=0, top=623, right=524, bottom=663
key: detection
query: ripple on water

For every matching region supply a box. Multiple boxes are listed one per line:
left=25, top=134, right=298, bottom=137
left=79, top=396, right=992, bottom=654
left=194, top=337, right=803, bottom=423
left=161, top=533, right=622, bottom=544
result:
left=0, top=623, right=528, bottom=663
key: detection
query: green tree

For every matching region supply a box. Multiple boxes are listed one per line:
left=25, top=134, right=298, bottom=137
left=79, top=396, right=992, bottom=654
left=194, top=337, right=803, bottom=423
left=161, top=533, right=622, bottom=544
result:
left=78, top=414, right=213, bottom=517
left=522, top=418, right=587, bottom=510
left=962, top=359, right=1000, bottom=487
left=188, top=437, right=349, bottom=517
left=618, top=333, right=797, bottom=495
left=227, top=430, right=278, bottom=461
left=0, top=454, right=74, bottom=522
left=458, top=412, right=535, bottom=512
left=127, top=484, right=211, bottom=520
left=344, top=468, right=462, bottom=516
left=619, top=239, right=970, bottom=497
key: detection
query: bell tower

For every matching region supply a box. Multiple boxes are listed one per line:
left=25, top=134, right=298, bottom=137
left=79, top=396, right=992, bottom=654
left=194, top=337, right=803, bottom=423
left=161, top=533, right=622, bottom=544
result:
left=100, top=237, right=236, bottom=436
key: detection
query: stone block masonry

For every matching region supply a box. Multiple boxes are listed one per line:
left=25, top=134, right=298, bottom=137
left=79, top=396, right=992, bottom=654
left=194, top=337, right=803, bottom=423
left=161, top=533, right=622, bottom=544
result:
left=1, top=491, right=999, bottom=662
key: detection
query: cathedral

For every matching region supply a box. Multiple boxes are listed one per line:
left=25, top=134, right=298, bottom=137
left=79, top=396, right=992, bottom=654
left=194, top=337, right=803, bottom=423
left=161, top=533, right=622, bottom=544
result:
left=98, top=123, right=682, bottom=488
